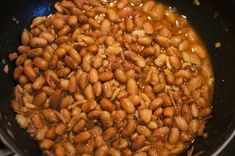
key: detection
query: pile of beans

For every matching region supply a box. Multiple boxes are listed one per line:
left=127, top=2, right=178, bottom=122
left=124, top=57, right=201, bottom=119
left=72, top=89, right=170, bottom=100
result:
left=11, top=0, right=214, bottom=155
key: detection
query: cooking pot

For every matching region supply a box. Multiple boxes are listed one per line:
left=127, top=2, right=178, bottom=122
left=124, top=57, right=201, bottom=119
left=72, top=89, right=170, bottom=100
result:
left=0, top=0, right=234, bottom=155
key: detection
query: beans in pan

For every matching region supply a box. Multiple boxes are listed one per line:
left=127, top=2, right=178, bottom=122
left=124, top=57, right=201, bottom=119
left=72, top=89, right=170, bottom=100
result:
left=11, top=0, right=214, bottom=155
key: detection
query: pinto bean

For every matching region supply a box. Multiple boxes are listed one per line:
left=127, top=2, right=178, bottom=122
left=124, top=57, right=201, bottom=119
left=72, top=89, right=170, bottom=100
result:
left=100, top=111, right=113, bottom=127
left=93, top=81, right=102, bottom=97
left=95, top=145, right=109, bottom=156
left=89, top=68, right=99, bottom=84
left=121, top=119, right=136, bottom=137
left=21, top=29, right=30, bottom=45
left=42, top=108, right=58, bottom=123
left=33, top=57, right=48, bottom=71
left=23, top=66, right=37, bottom=81
left=114, top=69, right=128, bottom=83
left=103, top=127, right=117, bottom=142
left=99, top=71, right=113, bottom=81
left=33, top=76, right=45, bottom=90
left=30, top=37, right=48, bottom=48
left=74, top=131, right=92, bottom=143
left=169, top=127, right=180, bottom=144
left=127, top=79, right=138, bottom=95
left=100, top=98, right=116, bottom=112
left=175, top=116, right=188, bottom=132
left=139, top=109, right=152, bottom=123
left=131, top=135, right=145, bottom=151
left=120, top=98, right=135, bottom=114
left=112, top=137, right=128, bottom=149
left=33, top=92, right=47, bottom=106
left=40, top=139, right=54, bottom=150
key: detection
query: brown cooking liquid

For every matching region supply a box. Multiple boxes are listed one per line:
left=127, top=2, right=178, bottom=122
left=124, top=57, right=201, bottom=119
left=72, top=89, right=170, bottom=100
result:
left=11, top=0, right=214, bottom=155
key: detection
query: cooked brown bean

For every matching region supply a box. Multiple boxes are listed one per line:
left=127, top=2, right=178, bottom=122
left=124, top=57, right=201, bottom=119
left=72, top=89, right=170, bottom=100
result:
left=122, top=119, right=137, bottom=137
left=163, top=107, right=174, bottom=118
left=23, top=66, right=37, bottom=81
left=100, top=98, right=116, bottom=112
left=142, top=46, right=156, bottom=57
left=33, top=76, right=45, bottom=90
left=95, top=145, right=109, bottom=156
left=102, top=127, right=117, bottom=142
left=139, top=109, right=152, bottom=123
left=33, top=92, right=47, bottom=106
left=143, top=22, right=154, bottom=34
left=155, top=36, right=171, bottom=47
left=149, top=97, right=163, bottom=110
left=68, top=75, right=77, bottom=93
left=79, top=72, right=89, bottom=89
left=40, top=32, right=55, bottom=43
left=138, top=37, right=152, bottom=46
left=61, top=96, right=74, bottom=108
left=32, top=114, right=43, bottom=129
left=127, top=78, right=138, bottom=95
left=143, top=1, right=155, bottom=12
left=93, top=81, right=102, bottom=97
left=106, top=45, right=123, bottom=56
left=169, top=127, right=180, bottom=144
left=84, top=85, right=95, bottom=100
left=154, top=53, right=166, bottom=67
left=81, top=100, right=97, bottom=113
left=89, top=68, right=99, bottom=84
left=131, top=135, right=145, bottom=151
left=74, top=131, right=92, bottom=143
left=144, top=85, right=156, bottom=100
left=112, top=110, right=126, bottom=123
left=189, top=119, right=199, bottom=134
left=101, top=19, right=111, bottom=33
left=82, top=54, right=92, bottom=72
left=99, top=71, right=113, bottom=81
left=120, top=98, right=135, bottom=114
left=69, top=48, right=81, bottom=64
left=55, top=123, right=66, bottom=135
left=137, top=125, right=152, bottom=137
left=64, top=142, right=76, bottom=156
left=114, top=69, right=128, bottom=83
left=17, top=45, right=30, bottom=54
left=51, top=16, right=66, bottom=30
left=54, top=144, right=65, bottom=156
left=175, top=116, right=189, bottom=132
left=100, top=111, right=113, bottom=127
left=33, top=57, right=48, bottom=71
left=188, top=76, right=203, bottom=91
left=128, top=95, right=140, bottom=106
left=93, top=55, right=103, bottom=69
left=42, top=108, right=58, bottom=123
left=112, top=138, right=128, bottom=149
left=75, top=143, right=94, bottom=154
left=30, top=37, right=47, bottom=48
left=21, top=29, right=30, bottom=45
left=108, top=147, right=121, bottom=156
left=58, top=25, right=71, bottom=36
left=40, top=139, right=54, bottom=150
left=103, top=81, right=112, bottom=98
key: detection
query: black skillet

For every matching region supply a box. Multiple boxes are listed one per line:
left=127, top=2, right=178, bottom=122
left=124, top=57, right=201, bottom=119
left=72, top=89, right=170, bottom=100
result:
left=0, top=0, right=235, bottom=155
